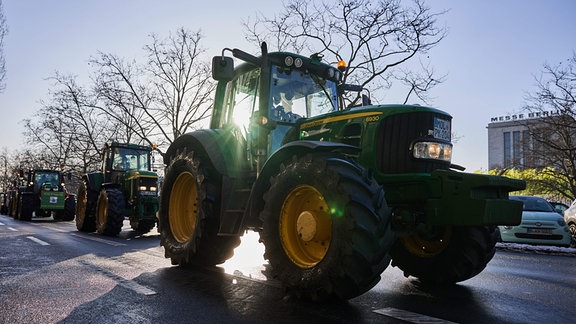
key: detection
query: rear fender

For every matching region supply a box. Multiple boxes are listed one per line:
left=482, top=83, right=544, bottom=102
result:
left=84, top=173, right=104, bottom=193
left=164, top=129, right=246, bottom=235
left=164, top=129, right=245, bottom=177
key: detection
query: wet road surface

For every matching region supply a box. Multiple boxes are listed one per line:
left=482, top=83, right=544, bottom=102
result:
left=1, top=214, right=575, bottom=323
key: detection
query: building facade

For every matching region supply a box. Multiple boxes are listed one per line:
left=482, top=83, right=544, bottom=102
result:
left=487, top=112, right=556, bottom=170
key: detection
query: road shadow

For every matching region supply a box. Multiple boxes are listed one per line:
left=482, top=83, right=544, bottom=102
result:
left=59, top=264, right=365, bottom=324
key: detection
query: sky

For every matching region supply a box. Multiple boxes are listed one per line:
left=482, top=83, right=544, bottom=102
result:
left=0, top=0, right=574, bottom=172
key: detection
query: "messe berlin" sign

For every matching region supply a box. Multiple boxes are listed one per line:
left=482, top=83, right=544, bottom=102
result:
left=490, top=110, right=561, bottom=123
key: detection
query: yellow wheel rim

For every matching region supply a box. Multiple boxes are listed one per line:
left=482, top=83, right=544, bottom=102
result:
left=401, top=226, right=453, bottom=258
left=169, top=172, right=198, bottom=244
left=77, top=186, right=86, bottom=220
left=98, top=191, right=108, bottom=227
left=280, top=185, right=332, bottom=269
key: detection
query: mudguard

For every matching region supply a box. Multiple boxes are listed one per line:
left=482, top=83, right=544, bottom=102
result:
left=164, top=129, right=250, bottom=177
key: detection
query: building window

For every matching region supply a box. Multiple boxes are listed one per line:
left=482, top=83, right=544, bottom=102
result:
left=522, top=130, right=532, bottom=168
left=512, top=131, right=521, bottom=167
left=503, top=131, right=511, bottom=168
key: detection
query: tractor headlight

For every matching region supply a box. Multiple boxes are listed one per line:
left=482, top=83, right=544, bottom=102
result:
left=149, top=186, right=157, bottom=192
left=139, top=186, right=147, bottom=191
left=412, top=141, right=452, bottom=162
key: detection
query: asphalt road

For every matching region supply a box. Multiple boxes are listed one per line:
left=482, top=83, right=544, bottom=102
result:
left=1, top=214, right=575, bottom=324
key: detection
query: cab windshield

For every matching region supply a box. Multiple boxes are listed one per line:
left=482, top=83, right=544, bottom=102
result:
left=35, top=172, right=60, bottom=191
left=112, top=148, right=151, bottom=171
left=221, top=64, right=338, bottom=132
left=269, top=65, right=338, bottom=122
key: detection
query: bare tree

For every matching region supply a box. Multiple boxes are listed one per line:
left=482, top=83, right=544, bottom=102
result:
left=0, top=0, right=8, bottom=93
left=520, top=53, right=576, bottom=200
left=90, top=28, right=214, bottom=154
left=243, top=0, right=447, bottom=105
left=22, top=73, right=118, bottom=175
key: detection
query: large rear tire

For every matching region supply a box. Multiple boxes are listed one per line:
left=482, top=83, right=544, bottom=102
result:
left=19, top=193, right=34, bottom=221
left=76, top=182, right=97, bottom=232
left=159, top=150, right=241, bottom=266
left=62, top=194, right=76, bottom=221
left=96, top=188, right=125, bottom=236
left=259, top=153, right=394, bottom=301
left=390, top=225, right=498, bottom=284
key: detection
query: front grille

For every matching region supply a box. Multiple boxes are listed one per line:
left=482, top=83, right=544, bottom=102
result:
left=139, top=177, right=157, bottom=188
left=377, top=111, right=452, bottom=173
left=515, top=233, right=564, bottom=240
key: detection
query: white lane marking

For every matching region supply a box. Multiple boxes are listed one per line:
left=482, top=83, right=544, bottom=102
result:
left=70, top=233, right=127, bottom=246
left=7, top=227, right=18, bottom=231
left=374, top=307, right=457, bottom=324
left=27, top=236, right=51, bottom=246
left=0, top=221, right=5, bottom=225
left=79, top=259, right=157, bottom=296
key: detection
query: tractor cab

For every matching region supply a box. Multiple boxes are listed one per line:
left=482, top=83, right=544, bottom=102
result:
left=102, top=142, right=153, bottom=184
left=212, top=47, right=343, bottom=165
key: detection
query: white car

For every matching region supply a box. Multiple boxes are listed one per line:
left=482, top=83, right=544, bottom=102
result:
left=561, top=199, right=576, bottom=246
left=498, top=196, right=571, bottom=247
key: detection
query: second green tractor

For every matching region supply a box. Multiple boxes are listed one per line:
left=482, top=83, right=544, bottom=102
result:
left=75, top=142, right=159, bottom=236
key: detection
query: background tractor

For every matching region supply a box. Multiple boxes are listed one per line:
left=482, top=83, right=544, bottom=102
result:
left=75, top=142, right=159, bottom=236
left=158, top=43, right=526, bottom=301
left=1, top=192, right=8, bottom=215
left=10, top=169, right=75, bottom=221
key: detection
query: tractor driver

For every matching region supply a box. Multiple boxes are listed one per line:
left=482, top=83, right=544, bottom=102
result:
left=270, top=88, right=300, bottom=122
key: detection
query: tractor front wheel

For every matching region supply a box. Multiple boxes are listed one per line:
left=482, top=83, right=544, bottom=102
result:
left=159, top=150, right=240, bottom=266
left=96, top=188, right=125, bottom=236
left=130, top=218, right=156, bottom=234
left=390, top=225, right=498, bottom=284
left=259, top=153, right=394, bottom=301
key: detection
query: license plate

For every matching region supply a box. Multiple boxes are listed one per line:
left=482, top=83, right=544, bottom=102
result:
left=527, top=228, right=553, bottom=235
left=434, top=117, right=451, bottom=141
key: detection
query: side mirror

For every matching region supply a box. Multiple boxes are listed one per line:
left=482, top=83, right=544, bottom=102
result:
left=212, top=56, right=234, bottom=81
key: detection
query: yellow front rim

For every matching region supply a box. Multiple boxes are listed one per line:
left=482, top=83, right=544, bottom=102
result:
left=401, top=226, right=453, bottom=258
left=280, top=185, right=332, bottom=269
left=169, top=172, right=199, bottom=244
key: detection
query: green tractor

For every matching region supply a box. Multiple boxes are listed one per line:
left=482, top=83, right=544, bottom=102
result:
left=12, top=169, right=76, bottom=221
left=158, top=43, right=526, bottom=300
left=75, top=142, right=159, bottom=236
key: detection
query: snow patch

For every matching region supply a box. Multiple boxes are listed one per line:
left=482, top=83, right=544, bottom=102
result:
left=496, top=242, right=576, bottom=256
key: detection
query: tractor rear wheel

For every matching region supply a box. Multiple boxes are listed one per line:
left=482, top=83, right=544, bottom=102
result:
left=62, top=194, right=76, bottom=221
left=159, top=150, right=240, bottom=266
left=19, top=193, right=34, bottom=221
left=390, top=225, right=498, bottom=284
left=76, top=182, right=96, bottom=232
left=96, top=188, right=125, bottom=236
left=259, top=153, right=394, bottom=301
